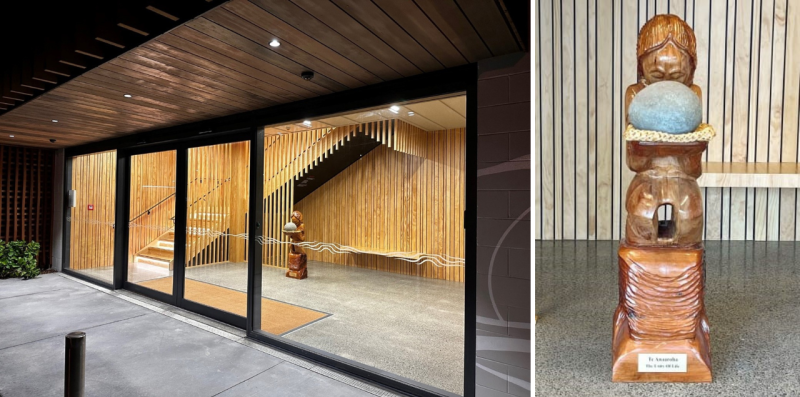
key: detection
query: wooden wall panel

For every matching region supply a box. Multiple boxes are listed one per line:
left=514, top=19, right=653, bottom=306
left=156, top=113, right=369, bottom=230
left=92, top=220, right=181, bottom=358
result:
left=295, top=126, right=465, bottom=281
left=261, top=124, right=363, bottom=269
left=125, top=144, right=250, bottom=268
left=262, top=120, right=465, bottom=281
left=185, top=141, right=250, bottom=267
left=68, top=150, right=115, bottom=270
left=536, top=0, right=800, bottom=241
left=128, top=150, right=176, bottom=263
left=0, top=145, right=54, bottom=268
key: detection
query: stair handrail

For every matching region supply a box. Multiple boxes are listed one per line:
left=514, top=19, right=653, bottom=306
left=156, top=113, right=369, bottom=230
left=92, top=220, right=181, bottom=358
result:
left=167, top=177, right=232, bottom=224
left=129, top=193, right=176, bottom=223
left=187, top=177, right=231, bottom=209
left=128, top=177, right=200, bottom=223
left=265, top=128, right=332, bottom=182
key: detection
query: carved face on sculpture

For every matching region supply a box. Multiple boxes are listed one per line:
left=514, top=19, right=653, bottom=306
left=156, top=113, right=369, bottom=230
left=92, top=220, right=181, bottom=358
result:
left=291, top=210, right=303, bottom=225
left=637, top=15, right=697, bottom=86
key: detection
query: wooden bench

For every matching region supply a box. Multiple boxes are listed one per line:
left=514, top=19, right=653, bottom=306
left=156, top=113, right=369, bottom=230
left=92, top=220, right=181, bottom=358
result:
left=698, top=162, right=800, bottom=188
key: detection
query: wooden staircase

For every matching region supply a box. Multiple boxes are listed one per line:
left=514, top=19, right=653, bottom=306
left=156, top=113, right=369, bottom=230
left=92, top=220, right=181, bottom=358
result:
left=132, top=212, right=229, bottom=269
left=133, top=231, right=175, bottom=269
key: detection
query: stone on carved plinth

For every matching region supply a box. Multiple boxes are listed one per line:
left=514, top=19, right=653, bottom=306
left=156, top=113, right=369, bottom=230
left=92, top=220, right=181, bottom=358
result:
left=284, top=211, right=308, bottom=280
left=614, top=14, right=715, bottom=383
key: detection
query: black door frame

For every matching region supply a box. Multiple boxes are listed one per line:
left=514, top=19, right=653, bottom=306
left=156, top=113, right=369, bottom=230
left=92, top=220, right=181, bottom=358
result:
left=62, top=64, right=478, bottom=397
left=117, top=130, right=256, bottom=329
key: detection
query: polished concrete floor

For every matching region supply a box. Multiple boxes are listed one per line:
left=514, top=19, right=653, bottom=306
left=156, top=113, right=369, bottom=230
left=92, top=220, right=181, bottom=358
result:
left=70, top=260, right=466, bottom=395
left=536, top=241, right=800, bottom=396
left=0, top=273, right=400, bottom=397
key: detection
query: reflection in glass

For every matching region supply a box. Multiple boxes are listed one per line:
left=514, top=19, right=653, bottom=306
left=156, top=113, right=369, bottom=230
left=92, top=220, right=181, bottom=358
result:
left=127, top=150, right=176, bottom=294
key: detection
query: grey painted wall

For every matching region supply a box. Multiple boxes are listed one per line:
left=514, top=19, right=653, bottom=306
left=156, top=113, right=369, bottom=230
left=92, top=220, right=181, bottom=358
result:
left=51, top=148, right=65, bottom=271
left=475, top=52, right=531, bottom=397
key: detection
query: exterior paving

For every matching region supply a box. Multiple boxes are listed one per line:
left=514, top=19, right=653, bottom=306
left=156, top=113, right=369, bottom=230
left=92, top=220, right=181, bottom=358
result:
left=0, top=273, right=401, bottom=397
left=74, top=259, right=466, bottom=395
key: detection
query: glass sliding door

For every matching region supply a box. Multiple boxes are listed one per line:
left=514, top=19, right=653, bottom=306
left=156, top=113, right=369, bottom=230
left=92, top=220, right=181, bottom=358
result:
left=182, top=141, right=251, bottom=318
left=127, top=150, right=177, bottom=294
left=65, top=150, right=117, bottom=284
left=256, top=94, right=467, bottom=395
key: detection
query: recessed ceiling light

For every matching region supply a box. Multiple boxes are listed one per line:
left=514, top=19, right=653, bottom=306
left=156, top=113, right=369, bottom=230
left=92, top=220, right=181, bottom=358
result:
left=270, top=39, right=280, bottom=47
left=389, top=105, right=400, bottom=114
left=9, top=135, right=14, bottom=138
left=124, top=94, right=132, bottom=98
left=302, top=120, right=312, bottom=127
left=52, top=119, right=58, bottom=123
left=408, top=111, right=415, bottom=116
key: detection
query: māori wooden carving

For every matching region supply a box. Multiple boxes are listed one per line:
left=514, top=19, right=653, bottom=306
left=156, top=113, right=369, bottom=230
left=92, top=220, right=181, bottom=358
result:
left=613, top=14, right=712, bottom=382
left=284, top=210, right=308, bottom=280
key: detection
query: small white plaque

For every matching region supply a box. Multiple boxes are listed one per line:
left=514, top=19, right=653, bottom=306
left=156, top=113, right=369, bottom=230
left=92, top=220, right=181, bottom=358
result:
left=638, top=354, right=687, bottom=372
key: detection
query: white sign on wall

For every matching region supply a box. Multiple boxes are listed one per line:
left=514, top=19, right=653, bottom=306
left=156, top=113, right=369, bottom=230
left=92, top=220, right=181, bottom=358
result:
left=638, top=354, right=687, bottom=372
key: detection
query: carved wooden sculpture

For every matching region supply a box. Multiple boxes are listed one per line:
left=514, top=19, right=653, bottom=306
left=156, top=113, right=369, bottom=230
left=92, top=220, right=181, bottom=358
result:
left=284, top=210, right=308, bottom=279
left=613, top=14, right=712, bottom=382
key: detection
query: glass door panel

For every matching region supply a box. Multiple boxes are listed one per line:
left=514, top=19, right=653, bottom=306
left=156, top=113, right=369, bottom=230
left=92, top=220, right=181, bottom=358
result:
left=258, top=108, right=467, bottom=395
left=127, top=150, right=177, bottom=294
left=183, top=141, right=250, bottom=316
left=66, top=150, right=117, bottom=284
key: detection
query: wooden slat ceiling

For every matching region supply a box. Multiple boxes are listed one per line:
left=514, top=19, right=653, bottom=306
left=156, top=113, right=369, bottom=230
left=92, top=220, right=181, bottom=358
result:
left=0, top=0, right=523, bottom=148
left=264, top=95, right=467, bottom=135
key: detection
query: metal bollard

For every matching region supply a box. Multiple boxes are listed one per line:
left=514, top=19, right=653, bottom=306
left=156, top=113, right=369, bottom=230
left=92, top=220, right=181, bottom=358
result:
left=64, top=331, right=85, bottom=397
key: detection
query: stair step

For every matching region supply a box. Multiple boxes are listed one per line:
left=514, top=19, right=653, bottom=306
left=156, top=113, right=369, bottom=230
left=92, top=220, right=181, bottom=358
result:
left=187, top=219, right=221, bottom=227
left=156, top=240, right=174, bottom=250
left=135, top=255, right=171, bottom=268
left=140, top=246, right=174, bottom=261
left=162, top=232, right=175, bottom=242
left=186, top=227, right=219, bottom=236
left=191, top=213, right=228, bottom=220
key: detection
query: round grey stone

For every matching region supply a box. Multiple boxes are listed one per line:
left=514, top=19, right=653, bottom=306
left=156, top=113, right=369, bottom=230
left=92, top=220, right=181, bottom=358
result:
left=283, top=222, right=297, bottom=232
left=628, top=80, right=702, bottom=134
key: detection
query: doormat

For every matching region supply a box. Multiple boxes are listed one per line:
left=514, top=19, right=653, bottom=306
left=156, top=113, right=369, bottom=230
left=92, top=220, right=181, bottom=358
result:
left=136, top=277, right=329, bottom=335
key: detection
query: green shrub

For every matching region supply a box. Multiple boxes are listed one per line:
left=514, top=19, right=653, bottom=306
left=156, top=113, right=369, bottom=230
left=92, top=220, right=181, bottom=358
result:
left=0, top=240, right=41, bottom=280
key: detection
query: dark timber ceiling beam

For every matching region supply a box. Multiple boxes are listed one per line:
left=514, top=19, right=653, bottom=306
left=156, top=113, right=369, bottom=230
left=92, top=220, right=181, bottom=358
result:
left=0, top=0, right=226, bottom=117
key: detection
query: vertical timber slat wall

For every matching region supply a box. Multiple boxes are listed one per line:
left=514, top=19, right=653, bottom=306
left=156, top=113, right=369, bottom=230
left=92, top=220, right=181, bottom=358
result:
left=295, top=126, right=466, bottom=282
left=0, top=145, right=54, bottom=268
left=69, top=150, right=115, bottom=270
left=128, top=151, right=176, bottom=263
left=185, top=141, right=250, bottom=268
left=536, top=0, right=800, bottom=241
left=263, top=121, right=465, bottom=281
left=262, top=125, right=349, bottom=269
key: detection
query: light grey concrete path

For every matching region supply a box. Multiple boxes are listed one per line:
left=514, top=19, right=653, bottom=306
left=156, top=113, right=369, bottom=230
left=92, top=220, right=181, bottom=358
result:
left=536, top=241, right=800, bottom=397
left=70, top=260, right=466, bottom=395
left=0, top=273, right=401, bottom=397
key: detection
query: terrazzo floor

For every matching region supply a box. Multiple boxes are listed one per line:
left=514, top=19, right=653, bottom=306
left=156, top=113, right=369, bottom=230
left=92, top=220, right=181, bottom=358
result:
left=536, top=240, right=800, bottom=396
left=71, top=260, right=465, bottom=395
